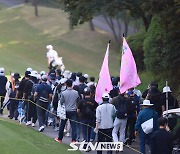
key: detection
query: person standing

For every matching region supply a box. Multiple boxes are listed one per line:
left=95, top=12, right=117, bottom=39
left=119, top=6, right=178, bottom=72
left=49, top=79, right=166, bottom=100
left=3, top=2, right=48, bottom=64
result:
left=0, top=68, right=7, bottom=115
left=34, top=75, right=53, bottom=132
left=111, top=92, right=130, bottom=151
left=161, top=86, right=179, bottom=131
left=94, top=93, right=116, bottom=154
left=125, top=88, right=140, bottom=145
left=23, top=71, right=38, bottom=126
left=9, top=73, right=21, bottom=120
left=77, top=87, right=98, bottom=147
left=135, top=100, right=159, bottom=154
left=55, top=79, right=79, bottom=143
left=151, top=117, right=173, bottom=154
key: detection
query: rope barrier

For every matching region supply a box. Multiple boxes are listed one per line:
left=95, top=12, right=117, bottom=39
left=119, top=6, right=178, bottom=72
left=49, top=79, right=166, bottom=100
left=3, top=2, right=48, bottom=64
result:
left=0, top=95, right=142, bottom=154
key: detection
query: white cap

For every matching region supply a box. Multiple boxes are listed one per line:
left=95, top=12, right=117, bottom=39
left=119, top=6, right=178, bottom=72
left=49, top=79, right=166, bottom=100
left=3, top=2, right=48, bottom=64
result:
left=60, top=78, right=67, bottom=84
left=42, top=74, right=48, bottom=81
left=63, top=70, right=71, bottom=79
left=84, top=74, right=89, bottom=79
left=40, top=71, right=46, bottom=76
left=141, top=100, right=154, bottom=106
left=102, top=93, right=110, bottom=99
left=0, top=67, right=4, bottom=73
left=46, top=45, right=53, bottom=50
left=29, top=71, right=38, bottom=78
left=27, top=67, right=32, bottom=72
left=163, top=86, right=172, bottom=93
left=0, top=67, right=5, bottom=75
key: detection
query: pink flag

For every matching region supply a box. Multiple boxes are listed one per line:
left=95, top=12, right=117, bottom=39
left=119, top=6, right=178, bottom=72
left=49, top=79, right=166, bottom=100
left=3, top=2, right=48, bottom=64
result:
left=95, top=43, right=113, bottom=103
left=120, top=37, right=141, bottom=94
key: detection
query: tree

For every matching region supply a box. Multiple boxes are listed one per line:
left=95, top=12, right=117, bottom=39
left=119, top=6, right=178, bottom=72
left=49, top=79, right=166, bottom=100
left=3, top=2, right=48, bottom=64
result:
left=143, top=0, right=180, bottom=88
left=59, top=0, right=152, bottom=31
left=32, top=0, right=38, bottom=16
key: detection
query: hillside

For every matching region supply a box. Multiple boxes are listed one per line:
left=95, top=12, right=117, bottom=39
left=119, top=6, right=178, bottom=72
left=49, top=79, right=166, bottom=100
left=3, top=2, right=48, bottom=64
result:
left=0, top=5, right=120, bottom=77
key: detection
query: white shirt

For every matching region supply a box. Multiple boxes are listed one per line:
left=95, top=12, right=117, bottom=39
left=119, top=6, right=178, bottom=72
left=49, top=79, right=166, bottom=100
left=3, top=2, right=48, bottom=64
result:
left=47, top=49, right=58, bottom=62
left=96, top=102, right=116, bottom=129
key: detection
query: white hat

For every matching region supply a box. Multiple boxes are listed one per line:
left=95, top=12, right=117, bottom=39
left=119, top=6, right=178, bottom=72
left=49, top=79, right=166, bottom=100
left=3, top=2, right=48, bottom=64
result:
left=0, top=67, right=4, bottom=72
left=0, top=67, right=5, bottom=75
left=29, top=71, right=38, bottom=78
left=46, top=45, right=53, bottom=50
left=27, top=67, right=32, bottom=72
left=63, top=70, right=71, bottom=79
left=40, top=71, right=46, bottom=76
left=60, top=78, right=67, bottom=84
left=84, top=74, right=89, bottom=79
left=42, top=74, right=48, bottom=81
left=141, top=100, right=154, bottom=106
left=163, top=86, right=172, bottom=93
left=102, top=93, right=110, bottom=99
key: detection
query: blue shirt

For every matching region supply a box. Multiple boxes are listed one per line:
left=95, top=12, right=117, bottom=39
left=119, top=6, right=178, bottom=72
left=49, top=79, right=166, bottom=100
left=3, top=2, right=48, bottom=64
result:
left=35, top=82, right=53, bottom=99
left=135, top=108, right=159, bottom=134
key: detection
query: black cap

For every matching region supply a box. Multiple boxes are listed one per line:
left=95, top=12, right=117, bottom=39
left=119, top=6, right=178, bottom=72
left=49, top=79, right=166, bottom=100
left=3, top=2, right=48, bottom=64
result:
left=25, top=71, right=31, bottom=78
left=83, top=87, right=92, bottom=96
left=14, top=73, right=21, bottom=79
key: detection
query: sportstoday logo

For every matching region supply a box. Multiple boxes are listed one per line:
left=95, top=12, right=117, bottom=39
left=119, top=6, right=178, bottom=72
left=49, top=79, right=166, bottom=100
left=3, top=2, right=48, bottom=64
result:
left=68, top=141, right=123, bottom=151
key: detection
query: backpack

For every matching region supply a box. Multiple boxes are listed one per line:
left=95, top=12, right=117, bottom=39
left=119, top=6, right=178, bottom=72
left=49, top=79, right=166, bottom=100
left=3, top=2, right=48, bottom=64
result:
left=116, top=96, right=128, bottom=119
left=29, top=80, right=38, bottom=97
left=39, top=84, right=49, bottom=103
left=128, top=95, right=137, bottom=114
left=84, top=101, right=95, bottom=118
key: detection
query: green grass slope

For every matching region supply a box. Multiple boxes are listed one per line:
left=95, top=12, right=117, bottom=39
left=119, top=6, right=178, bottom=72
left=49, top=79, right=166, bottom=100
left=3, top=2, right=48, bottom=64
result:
left=0, top=5, right=120, bottom=77
left=0, top=118, right=81, bottom=154
left=0, top=4, right=162, bottom=93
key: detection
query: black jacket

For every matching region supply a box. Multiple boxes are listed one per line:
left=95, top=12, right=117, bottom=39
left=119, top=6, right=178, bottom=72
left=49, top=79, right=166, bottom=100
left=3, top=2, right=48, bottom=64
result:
left=151, top=128, right=173, bottom=154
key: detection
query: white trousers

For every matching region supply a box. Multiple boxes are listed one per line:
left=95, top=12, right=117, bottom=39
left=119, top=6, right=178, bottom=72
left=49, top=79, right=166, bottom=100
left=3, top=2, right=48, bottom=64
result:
left=112, top=117, right=127, bottom=142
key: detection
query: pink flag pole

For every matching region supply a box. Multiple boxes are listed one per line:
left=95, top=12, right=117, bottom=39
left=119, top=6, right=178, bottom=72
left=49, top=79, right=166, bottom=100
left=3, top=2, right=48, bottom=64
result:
left=119, top=37, right=141, bottom=94
left=95, top=41, right=113, bottom=103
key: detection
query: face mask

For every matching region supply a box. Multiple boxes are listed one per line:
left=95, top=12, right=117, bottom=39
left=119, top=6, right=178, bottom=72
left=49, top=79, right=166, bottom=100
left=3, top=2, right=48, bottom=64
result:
left=61, top=86, right=66, bottom=91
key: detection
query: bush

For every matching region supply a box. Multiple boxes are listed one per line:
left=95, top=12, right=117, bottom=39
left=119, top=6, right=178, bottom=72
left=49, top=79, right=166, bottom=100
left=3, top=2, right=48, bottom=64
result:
left=127, top=31, right=146, bottom=71
left=143, top=15, right=180, bottom=90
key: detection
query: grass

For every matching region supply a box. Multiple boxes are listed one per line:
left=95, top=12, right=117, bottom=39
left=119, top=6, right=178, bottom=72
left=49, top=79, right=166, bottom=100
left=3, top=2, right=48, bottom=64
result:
left=0, top=5, right=119, bottom=77
left=0, top=117, right=81, bottom=154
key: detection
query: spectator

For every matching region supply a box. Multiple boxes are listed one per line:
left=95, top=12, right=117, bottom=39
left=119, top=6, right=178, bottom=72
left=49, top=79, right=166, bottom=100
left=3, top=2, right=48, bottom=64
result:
left=77, top=87, right=98, bottom=150
left=161, top=86, right=179, bottom=131
left=111, top=92, right=130, bottom=151
left=151, top=117, right=173, bottom=154
left=34, top=75, right=53, bottom=132
left=55, top=79, right=79, bottom=143
left=94, top=93, right=116, bottom=154
left=0, top=68, right=7, bottom=115
left=135, top=100, right=159, bottom=154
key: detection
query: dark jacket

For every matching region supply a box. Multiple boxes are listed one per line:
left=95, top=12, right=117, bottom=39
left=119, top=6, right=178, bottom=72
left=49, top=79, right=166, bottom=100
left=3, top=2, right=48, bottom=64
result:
left=151, top=128, right=173, bottom=154
left=135, top=108, right=159, bottom=134
left=0, top=76, right=7, bottom=95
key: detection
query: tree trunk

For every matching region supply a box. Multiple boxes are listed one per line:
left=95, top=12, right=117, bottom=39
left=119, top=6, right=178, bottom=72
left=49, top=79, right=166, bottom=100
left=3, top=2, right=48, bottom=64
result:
left=141, top=15, right=152, bottom=31
left=32, top=0, right=38, bottom=16
left=89, top=20, right=95, bottom=31
left=124, top=19, right=129, bottom=36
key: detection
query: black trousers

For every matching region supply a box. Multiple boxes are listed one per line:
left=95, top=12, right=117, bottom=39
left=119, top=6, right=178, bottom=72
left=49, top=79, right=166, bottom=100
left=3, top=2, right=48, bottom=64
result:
left=0, top=95, right=5, bottom=113
left=125, top=116, right=136, bottom=144
left=27, top=100, right=37, bottom=123
left=36, top=101, right=49, bottom=127
left=9, top=100, right=19, bottom=119
left=97, top=128, right=113, bottom=154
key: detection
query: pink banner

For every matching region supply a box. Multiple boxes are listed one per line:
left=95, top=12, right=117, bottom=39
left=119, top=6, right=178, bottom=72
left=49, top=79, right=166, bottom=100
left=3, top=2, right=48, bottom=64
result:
left=95, top=43, right=113, bottom=103
left=120, top=37, right=141, bottom=94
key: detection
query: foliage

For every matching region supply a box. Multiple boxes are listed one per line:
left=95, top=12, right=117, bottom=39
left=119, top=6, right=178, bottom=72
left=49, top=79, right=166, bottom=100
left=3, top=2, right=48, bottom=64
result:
left=127, top=31, right=146, bottom=71
left=144, top=11, right=180, bottom=89
left=59, top=0, right=152, bottom=31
